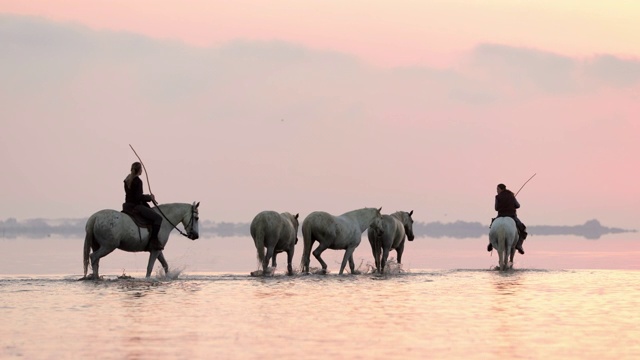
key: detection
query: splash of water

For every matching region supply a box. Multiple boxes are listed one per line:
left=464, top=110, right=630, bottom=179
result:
left=360, top=258, right=408, bottom=276
left=250, top=267, right=276, bottom=277
left=156, top=266, right=184, bottom=280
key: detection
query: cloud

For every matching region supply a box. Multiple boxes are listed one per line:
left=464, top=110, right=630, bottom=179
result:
left=4, top=15, right=638, bottom=119
left=463, top=43, right=640, bottom=96
left=583, top=54, right=640, bottom=87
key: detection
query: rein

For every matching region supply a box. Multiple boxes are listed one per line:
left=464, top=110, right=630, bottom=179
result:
left=154, top=203, right=195, bottom=238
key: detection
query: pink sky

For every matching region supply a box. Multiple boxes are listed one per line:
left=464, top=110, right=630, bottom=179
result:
left=2, top=1, right=640, bottom=67
left=1, top=1, right=639, bottom=271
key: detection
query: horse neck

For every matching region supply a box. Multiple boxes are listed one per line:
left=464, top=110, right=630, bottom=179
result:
left=156, top=203, right=189, bottom=225
left=281, top=213, right=298, bottom=231
left=342, top=208, right=377, bottom=232
left=390, top=211, right=405, bottom=224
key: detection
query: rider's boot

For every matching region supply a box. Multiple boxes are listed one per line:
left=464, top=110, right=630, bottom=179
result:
left=515, top=233, right=526, bottom=255
left=148, top=225, right=164, bottom=251
left=487, top=243, right=493, bottom=252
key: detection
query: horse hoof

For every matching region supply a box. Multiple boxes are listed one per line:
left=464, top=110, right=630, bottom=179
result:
left=79, top=274, right=102, bottom=281
left=352, top=270, right=362, bottom=275
left=263, top=267, right=278, bottom=276
left=250, top=270, right=262, bottom=277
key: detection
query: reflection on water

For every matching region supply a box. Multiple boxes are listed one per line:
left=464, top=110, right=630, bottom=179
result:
left=1, top=270, right=639, bottom=359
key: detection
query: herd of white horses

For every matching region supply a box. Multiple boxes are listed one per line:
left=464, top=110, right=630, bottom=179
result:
left=81, top=202, right=519, bottom=280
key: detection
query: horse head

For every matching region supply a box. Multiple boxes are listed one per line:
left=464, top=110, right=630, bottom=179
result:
left=182, top=202, right=200, bottom=240
left=294, top=213, right=299, bottom=244
left=404, top=210, right=415, bottom=241
left=288, top=212, right=300, bottom=244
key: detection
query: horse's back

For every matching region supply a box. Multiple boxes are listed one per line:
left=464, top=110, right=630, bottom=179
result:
left=489, top=217, right=517, bottom=245
left=302, top=211, right=335, bottom=231
left=88, top=209, right=123, bottom=228
left=301, top=211, right=340, bottom=245
left=250, top=211, right=280, bottom=235
left=251, top=210, right=297, bottom=247
left=369, top=215, right=404, bottom=247
left=87, top=208, right=139, bottom=240
left=490, top=217, right=516, bottom=232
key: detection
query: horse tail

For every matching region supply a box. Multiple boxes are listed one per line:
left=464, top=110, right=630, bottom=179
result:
left=497, top=224, right=506, bottom=253
left=254, top=225, right=266, bottom=265
left=372, top=228, right=382, bottom=262
left=300, top=220, right=314, bottom=273
left=496, top=220, right=508, bottom=270
left=83, top=215, right=96, bottom=277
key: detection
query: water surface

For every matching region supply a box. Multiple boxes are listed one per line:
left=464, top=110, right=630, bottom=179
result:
left=1, top=269, right=638, bottom=359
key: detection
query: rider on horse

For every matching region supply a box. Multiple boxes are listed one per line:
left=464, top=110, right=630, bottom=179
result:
left=123, top=162, right=164, bottom=251
left=488, top=183, right=528, bottom=254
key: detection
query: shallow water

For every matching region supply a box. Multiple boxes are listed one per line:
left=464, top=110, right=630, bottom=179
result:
left=1, top=269, right=639, bottom=359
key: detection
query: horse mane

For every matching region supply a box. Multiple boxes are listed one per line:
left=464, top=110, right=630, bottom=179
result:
left=155, top=202, right=189, bottom=209
left=340, top=207, right=376, bottom=217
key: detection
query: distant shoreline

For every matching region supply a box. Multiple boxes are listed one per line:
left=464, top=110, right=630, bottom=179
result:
left=0, top=218, right=634, bottom=240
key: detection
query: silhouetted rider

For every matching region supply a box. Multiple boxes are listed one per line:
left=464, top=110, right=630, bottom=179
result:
left=488, top=183, right=527, bottom=254
left=123, top=162, right=164, bottom=251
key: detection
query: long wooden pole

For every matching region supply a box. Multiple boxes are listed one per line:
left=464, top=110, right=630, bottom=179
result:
left=129, top=144, right=157, bottom=205
left=515, top=173, right=536, bottom=197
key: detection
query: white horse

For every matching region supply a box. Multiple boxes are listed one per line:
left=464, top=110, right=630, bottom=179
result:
left=83, top=202, right=200, bottom=279
left=489, top=216, right=518, bottom=271
left=300, top=207, right=382, bottom=275
left=250, top=211, right=299, bottom=276
left=367, top=210, right=415, bottom=274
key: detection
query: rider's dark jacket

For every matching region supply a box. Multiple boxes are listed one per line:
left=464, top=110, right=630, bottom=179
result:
left=124, top=176, right=153, bottom=208
left=495, top=190, right=520, bottom=217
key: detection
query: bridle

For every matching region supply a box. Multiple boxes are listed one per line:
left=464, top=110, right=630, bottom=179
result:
left=153, top=201, right=199, bottom=240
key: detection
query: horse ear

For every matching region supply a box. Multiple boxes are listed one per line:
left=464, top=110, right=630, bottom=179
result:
left=295, top=213, right=299, bottom=219
left=378, top=207, right=382, bottom=212
left=409, top=210, right=413, bottom=216
left=196, top=202, right=200, bottom=208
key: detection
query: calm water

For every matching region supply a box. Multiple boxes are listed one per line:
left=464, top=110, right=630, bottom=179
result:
left=1, top=269, right=639, bottom=359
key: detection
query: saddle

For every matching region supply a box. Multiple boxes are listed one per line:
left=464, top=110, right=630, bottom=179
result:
left=121, top=204, right=153, bottom=229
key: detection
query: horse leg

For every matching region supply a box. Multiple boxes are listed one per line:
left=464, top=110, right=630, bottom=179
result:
left=286, top=248, right=294, bottom=276
left=157, top=252, right=169, bottom=275
left=89, top=245, right=116, bottom=279
left=504, top=246, right=511, bottom=270
left=312, top=243, right=329, bottom=274
left=396, top=242, right=405, bottom=264
left=369, top=238, right=381, bottom=273
left=264, top=247, right=275, bottom=275
left=271, top=253, right=278, bottom=268
left=340, top=247, right=357, bottom=275
left=509, top=245, right=516, bottom=269
left=381, top=246, right=391, bottom=274
left=146, top=250, right=161, bottom=278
